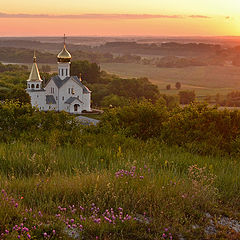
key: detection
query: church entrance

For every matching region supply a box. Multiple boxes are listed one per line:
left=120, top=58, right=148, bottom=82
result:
left=74, top=104, right=80, bottom=112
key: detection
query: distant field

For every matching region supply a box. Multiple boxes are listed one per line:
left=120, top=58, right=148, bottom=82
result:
left=3, top=61, right=240, bottom=96
left=101, top=63, right=240, bottom=96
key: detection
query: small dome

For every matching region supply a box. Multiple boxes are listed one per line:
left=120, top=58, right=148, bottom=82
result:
left=57, top=45, right=71, bottom=62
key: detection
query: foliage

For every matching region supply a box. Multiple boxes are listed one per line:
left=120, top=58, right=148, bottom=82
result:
left=101, top=94, right=130, bottom=107
left=113, top=54, right=141, bottom=63
left=101, top=101, right=240, bottom=155
left=156, top=56, right=205, bottom=68
left=0, top=62, right=28, bottom=73
left=166, top=84, right=171, bottom=90
left=224, top=91, right=240, bottom=107
left=0, top=101, right=78, bottom=142
left=88, top=75, right=160, bottom=107
left=108, top=77, right=159, bottom=102
left=161, top=95, right=179, bottom=109
left=179, top=90, right=195, bottom=104
left=71, top=60, right=101, bottom=84
left=5, top=87, right=31, bottom=104
left=175, top=82, right=181, bottom=90
left=0, top=48, right=56, bottom=63
left=100, top=100, right=169, bottom=139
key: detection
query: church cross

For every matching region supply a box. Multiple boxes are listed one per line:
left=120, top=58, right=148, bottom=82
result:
left=63, top=34, right=67, bottom=47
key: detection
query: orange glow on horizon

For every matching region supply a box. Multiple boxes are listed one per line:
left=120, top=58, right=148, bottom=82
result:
left=0, top=0, right=240, bottom=36
left=0, top=16, right=239, bottom=37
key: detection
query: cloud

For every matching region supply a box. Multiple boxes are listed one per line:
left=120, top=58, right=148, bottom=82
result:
left=0, top=12, right=211, bottom=20
left=189, top=15, right=211, bottom=19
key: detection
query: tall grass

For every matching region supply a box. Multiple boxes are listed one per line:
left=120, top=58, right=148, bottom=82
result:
left=0, top=135, right=239, bottom=239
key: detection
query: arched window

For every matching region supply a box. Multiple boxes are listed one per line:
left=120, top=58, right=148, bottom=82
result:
left=62, top=69, right=64, bottom=76
left=31, top=84, right=34, bottom=89
left=66, top=69, right=68, bottom=76
left=36, top=84, right=39, bottom=88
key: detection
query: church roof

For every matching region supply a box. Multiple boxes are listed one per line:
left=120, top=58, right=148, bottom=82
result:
left=27, top=52, right=42, bottom=82
left=57, top=45, right=71, bottom=60
left=64, top=97, right=83, bottom=104
left=46, top=95, right=56, bottom=104
left=50, top=75, right=91, bottom=94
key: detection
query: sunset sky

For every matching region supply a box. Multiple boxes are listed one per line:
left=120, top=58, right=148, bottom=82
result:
left=1, top=0, right=240, bottom=36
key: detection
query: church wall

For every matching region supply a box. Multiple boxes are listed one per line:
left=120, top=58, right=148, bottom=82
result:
left=82, top=93, right=91, bottom=111
left=45, top=81, right=59, bottom=110
left=58, top=80, right=84, bottom=111
left=27, top=91, right=46, bottom=111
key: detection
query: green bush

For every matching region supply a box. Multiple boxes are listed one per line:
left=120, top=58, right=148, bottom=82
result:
left=179, top=90, right=195, bottom=104
left=101, top=101, right=240, bottom=155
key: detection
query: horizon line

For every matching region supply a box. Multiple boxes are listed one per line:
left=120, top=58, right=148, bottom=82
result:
left=1, top=35, right=240, bottom=38
left=0, top=12, right=212, bottom=20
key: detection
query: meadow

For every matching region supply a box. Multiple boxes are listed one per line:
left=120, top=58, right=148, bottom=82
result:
left=100, top=63, right=240, bottom=96
left=0, top=137, right=240, bottom=239
left=0, top=101, right=240, bottom=239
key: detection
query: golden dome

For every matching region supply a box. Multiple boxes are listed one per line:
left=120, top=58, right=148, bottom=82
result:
left=57, top=44, right=71, bottom=62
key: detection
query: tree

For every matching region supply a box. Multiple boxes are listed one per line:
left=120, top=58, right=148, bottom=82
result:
left=101, top=94, right=129, bottom=107
left=175, top=82, right=181, bottom=90
left=161, top=94, right=179, bottom=109
left=166, top=84, right=171, bottom=90
left=108, top=77, right=159, bottom=102
left=179, top=90, right=195, bottom=104
left=89, top=83, right=111, bottom=106
left=71, top=60, right=101, bottom=83
left=6, top=87, right=31, bottom=104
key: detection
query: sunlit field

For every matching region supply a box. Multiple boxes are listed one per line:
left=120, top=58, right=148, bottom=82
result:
left=100, top=63, right=240, bottom=96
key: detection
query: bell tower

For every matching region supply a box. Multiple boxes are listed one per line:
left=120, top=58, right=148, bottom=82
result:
left=57, top=34, right=71, bottom=80
left=27, top=51, right=43, bottom=90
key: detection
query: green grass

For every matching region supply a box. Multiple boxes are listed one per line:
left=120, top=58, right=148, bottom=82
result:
left=100, top=63, right=240, bottom=96
left=0, top=136, right=239, bottom=239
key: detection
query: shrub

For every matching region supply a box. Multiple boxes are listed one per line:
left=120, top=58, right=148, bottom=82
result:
left=175, top=82, right=181, bottom=90
left=100, top=100, right=168, bottom=139
left=166, top=84, right=171, bottom=90
left=179, top=90, right=195, bottom=104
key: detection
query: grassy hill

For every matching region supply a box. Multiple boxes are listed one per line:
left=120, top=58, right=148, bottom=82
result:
left=0, top=101, right=239, bottom=239
left=1, top=137, right=239, bottom=239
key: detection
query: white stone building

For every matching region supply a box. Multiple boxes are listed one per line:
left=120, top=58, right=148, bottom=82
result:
left=26, top=43, right=91, bottom=114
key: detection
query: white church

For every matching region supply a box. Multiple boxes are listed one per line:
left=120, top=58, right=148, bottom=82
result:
left=26, top=41, right=91, bottom=114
